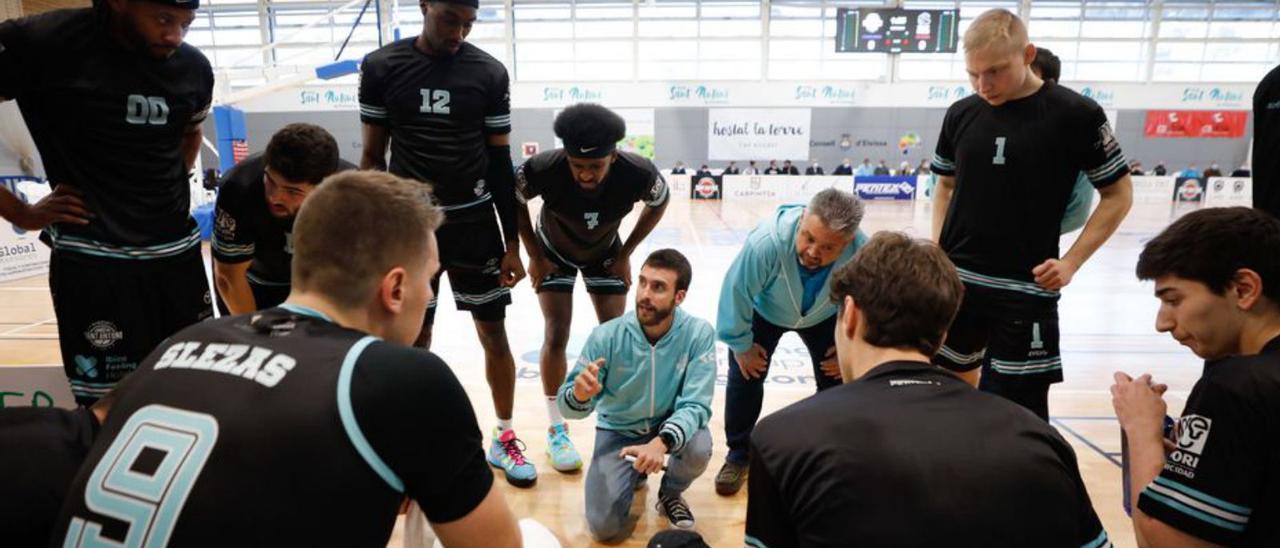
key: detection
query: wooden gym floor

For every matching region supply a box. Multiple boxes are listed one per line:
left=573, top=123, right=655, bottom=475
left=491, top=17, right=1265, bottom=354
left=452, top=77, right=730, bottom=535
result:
left=0, top=195, right=1202, bottom=547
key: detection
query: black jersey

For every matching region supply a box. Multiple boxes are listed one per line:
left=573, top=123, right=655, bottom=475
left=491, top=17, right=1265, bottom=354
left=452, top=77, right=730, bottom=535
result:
left=211, top=153, right=357, bottom=285
left=0, top=407, right=98, bottom=547
left=1254, top=64, right=1280, bottom=219
left=516, top=149, right=668, bottom=265
left=931, top=82, right=1128, bottom=284
left=52, top=306, right=493, bottom=547
left=359, top=39, right=510, bottom=215
left=0, top=9, right=213, bottom=259
left=1136, top=336, right=1280, bottom=546
left=746, top=361, right=1110, bottom=548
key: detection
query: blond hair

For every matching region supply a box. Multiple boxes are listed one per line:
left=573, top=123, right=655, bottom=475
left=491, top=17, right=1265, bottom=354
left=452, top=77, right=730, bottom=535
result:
left=963, top=9, right=1029, bottom=56
left=291, top=170, right=443, bottom=308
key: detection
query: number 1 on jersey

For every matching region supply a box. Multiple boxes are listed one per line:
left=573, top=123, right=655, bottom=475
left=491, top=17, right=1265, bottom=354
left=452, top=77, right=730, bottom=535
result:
left=992, top=137, right=1008, bottom=165
left=419, top=89, right=452, bottom=114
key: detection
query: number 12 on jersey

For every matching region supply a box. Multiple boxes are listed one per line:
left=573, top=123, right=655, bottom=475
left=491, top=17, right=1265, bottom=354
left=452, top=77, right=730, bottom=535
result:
left=419, top=89, right=452, bottom=114
left=63, top=405, right=219, bottom=548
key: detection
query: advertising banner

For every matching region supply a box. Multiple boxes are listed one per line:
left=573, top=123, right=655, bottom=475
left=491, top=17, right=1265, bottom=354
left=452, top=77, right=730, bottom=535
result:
left=708, top=109, right=811, bottom=161
left=854, top=175, right=918, bottom=201
left=1145, top=111, right=1248, bottom=138
left=0, top=176, right=51, bottom=282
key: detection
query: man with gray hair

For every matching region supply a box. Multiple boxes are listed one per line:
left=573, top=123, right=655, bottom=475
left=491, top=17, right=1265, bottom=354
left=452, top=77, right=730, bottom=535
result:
left=713, top=188, right=868, bottom=496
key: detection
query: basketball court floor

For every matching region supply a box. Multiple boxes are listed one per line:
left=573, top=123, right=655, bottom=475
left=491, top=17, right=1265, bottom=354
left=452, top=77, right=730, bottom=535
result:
left=0, top=194, right=1200, bottom=547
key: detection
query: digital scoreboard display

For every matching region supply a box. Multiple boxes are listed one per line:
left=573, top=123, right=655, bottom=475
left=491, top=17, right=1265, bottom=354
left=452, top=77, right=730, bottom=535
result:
left=836, top=8, right=959, bottom=54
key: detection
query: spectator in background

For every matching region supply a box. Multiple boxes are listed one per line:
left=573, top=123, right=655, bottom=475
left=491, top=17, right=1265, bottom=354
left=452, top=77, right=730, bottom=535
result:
left=782, top=160, right=800, bottom=175
left=743, top=161, right=760, bottom=175
left=1130, top=161, right=1145, bottom=176
left=855, top=159, right=875, bottom=177
left=833, top=159, right=854, bottom=176
left=915, top=159, right=932, bottom=176
left=672, top=162, right=688, bottom=175
left=1203, top=163, right=1223, bottom=178
left=873, top=160, right=890, bottom=176
left=695, top=164, right=714, bottom=179
left=1232, top=164, right=1251, bottom=177
left=764, top=160, right=781, bottom=175
left=805, top=161, right=824, bottom=176
left=724, top=162, right=741, bottom=175
left=898, top=161, right=913, bottom=176
left=1180, top=164, right=1202, bottom=179
left=1152, top=162, right=1168, bottom=176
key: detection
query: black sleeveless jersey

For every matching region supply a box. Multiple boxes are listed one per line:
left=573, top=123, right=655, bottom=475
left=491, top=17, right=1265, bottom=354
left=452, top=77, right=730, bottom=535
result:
left=52, top=305, right=492, bottom=547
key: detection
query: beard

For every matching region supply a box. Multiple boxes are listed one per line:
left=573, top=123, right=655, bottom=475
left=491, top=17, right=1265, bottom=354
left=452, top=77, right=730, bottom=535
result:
left=636, top=300, right=674, bottom=327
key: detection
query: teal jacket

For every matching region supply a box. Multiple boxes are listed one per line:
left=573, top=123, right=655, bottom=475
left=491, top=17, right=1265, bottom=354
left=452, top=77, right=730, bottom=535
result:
left=717, top=204, right=869, bottom=353
left=557, top=308, right=716, bottom=453
left=1060, top=172, right=1095, bottom=234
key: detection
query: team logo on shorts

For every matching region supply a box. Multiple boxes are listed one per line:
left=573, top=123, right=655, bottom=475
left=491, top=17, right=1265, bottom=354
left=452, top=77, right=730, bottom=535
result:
left=1175, top=414, right=1212, bottom=456
left=215, top=209, right=237, bottom=237
left=84, top=321, right=124, bottom=350
left=74, top=355, right=99, bottom=379
left=474, top=180, right=487, bottom=197
left=203, top=290, right=213, bottom=305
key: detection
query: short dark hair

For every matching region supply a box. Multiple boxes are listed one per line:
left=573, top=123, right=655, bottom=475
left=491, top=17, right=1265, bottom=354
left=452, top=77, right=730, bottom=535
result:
left=264, top=123, right=342, bottom=185
left=1031, top=47, right=1061, bottom=83
left=553, top=103, right=625, bottom=148
left=643, top=248, right=692, bottom=292
left=292, top=171, right=443, bottom=308
left=1136, top=207, right=1280, bottom=303
left=830, top=232, right=964, bottom=356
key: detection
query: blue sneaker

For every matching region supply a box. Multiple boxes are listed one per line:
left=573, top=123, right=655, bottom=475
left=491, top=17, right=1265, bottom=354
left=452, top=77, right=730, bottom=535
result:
left=488, top=428, right=537, bottom=488
left=546, top=423, right=583, bottom=473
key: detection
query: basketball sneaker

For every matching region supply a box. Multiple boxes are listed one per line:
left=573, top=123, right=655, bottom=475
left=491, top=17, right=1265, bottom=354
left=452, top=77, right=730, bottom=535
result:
left=545, top=423, right=583, bottom=472
left=488, top=428, right=537, bottom=488
left=656, top=493, right=696, bottom=530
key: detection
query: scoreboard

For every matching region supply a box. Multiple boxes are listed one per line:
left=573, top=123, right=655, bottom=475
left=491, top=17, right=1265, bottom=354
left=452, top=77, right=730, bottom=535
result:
left=836, top=8, right=959, bottom=54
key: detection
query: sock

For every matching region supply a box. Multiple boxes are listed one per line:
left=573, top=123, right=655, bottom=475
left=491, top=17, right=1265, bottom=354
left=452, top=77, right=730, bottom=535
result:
left=496, top=418, right=512, bottom=433
left=546, top=397, right=564, bottom=426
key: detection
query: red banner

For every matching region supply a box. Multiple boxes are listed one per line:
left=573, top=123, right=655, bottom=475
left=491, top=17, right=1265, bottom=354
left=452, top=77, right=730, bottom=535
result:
left=1145, top=111, right=1248, bottom=138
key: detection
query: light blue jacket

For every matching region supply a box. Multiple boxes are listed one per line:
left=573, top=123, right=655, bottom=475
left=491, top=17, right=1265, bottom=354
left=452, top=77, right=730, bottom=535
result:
left=558, top=308, right=716, bottom=453
left=717, top=204, right=869, bottom=353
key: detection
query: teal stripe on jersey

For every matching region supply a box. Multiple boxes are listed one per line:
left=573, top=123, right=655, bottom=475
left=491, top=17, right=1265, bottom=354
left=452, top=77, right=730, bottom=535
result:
left=1081, top=530, right=1111, bottom=548
left=337, top=336, right=405, bottom=493
left=1142, top=490, right=1247, bottom=532
left=1152, top=476, right=1252, bottom=516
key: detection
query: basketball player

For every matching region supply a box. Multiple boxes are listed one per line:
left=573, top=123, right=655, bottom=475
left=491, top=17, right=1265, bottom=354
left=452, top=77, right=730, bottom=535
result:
left=558, top=249, right=714, bottom=542
left=0, top=0, right=215, bottom=406
left=746, top=232, right=1111, bottom=547
left=930, top=9, right=1134, bottom=419
left=1255, top=63, right=1280, bottom=218
left=0, top=394, right=111, bottom=546
left=1114, top=207, right=1280, bottom=546
left=359, top=0, right=533, bottom=486
left=714, top=188, right=868, bottom=496
left=1029, top=47, right=1096, bottom=235
left=516, top=103, right=669, bottom=473
left=212, top=123, right=355, bottom=314
left=51, top=171, right=522, bottom=547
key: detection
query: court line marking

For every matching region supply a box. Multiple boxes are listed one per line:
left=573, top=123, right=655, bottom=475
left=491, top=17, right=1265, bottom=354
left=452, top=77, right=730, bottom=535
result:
left=1051, top=417, right=1122, bottom=468
left=0, top=318, right=54, bottom=336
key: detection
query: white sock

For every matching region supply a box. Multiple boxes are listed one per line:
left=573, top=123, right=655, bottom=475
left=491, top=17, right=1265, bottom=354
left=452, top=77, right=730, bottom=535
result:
left=497, top=418, right=512, bottom=432
left=546, top=397, right=564, bottom=426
